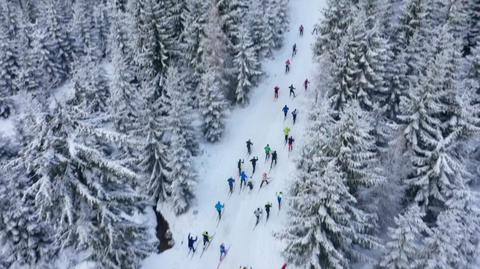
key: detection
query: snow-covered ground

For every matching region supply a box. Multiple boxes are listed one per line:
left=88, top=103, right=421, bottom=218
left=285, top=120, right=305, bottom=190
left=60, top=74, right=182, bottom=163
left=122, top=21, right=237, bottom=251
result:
left=142, top=0, right=326, bottom=268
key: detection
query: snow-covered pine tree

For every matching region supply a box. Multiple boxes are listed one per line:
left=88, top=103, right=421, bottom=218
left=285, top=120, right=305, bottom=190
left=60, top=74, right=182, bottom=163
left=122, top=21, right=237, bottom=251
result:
left=72, top=0, right=99, bottom=61
left=163, top=67, right=199, bottom=155
left=18, top=106, right=155, bottom=268
left=379, top=205, right=430, bottom=269
left=93, top=3, right=109, bottom=58
left=326, top=33, right=357, bottom=114
left=39, top=0, right=74, bottom=85
left=198, top=70, right=228, bottom=143
left=136, top=77, right=173, bottom=213
left=134, top=0, right=170, bottom=80
left=196, top=0, right=231, bottom=98
left=15, top=26, right=43, bottom=95
left=314, top=0, right=356, bottom=59
left=394, top=0, right=422, bottom=51
left=167, top=91, right=197, bottom=214
left=263, top=0, right=285, bottom=50
left=0, top=130, right=54, bottom=268
left=69, top=51, right=110, bottom=115
left=280, top=159, right=378, bottom=268
left=165, top=0, right=190, bottom=58
left=0, top=4, right=20, bottom=98
left=233, top=24, right=262, bottom=105
left=446, top=0, right=470, bottom=54
left=467, top=0, right=480, bottom=51
left=349, top=10, right=388, bottom=111
left=330, top=101, right=385, bottom=192
left=246, top=0, right=269, bottom=58
left=109, top=10, right=140, bottom=133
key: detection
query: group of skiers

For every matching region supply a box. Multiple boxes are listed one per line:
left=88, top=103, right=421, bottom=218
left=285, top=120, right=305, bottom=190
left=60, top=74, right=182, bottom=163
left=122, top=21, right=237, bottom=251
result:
left=185, top=23, right=312, bottom=269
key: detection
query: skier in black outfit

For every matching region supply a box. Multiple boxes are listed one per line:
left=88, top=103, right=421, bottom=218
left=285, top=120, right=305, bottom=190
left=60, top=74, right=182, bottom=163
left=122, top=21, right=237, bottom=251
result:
left=289, top=84, right=296, bottom=98
left=250, top=156, right=258, bottom=174
left=227, top=177, right=235, bottom=194
left=188, top=234, right=198, bottom=253
left=265, top=203, right=272, bottom=220
left=270, top=151, right=278, bottom=169
left=238, top=159, right=244, bottom=176
left=246, top=139, right=253, bottom=155
left=292, top=43, right=297, bottom=57
left=292, top=109, right=298, bottom=124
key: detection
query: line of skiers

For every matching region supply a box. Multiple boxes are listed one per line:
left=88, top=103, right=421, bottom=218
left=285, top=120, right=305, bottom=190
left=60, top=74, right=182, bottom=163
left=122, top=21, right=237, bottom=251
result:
left=186, top=23, right=311, bottom=267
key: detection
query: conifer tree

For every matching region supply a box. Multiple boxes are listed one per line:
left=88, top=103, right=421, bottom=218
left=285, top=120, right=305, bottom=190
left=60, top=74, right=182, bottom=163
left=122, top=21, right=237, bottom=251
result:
left=233, top=24, right=262, bottom=105
left=168, top=116, right=197, bottom=215
left=281, top=160, right=378, bottom=268
left=198, top=70, right=228, bottom=143
left=379, top=205, right=430, bottom=269
left=17, top=106, right=155, bottom=268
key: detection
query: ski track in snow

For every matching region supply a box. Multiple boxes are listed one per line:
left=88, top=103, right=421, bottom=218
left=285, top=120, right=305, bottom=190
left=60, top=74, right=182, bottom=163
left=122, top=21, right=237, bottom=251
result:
left=142, top=0, right=326, bottom=268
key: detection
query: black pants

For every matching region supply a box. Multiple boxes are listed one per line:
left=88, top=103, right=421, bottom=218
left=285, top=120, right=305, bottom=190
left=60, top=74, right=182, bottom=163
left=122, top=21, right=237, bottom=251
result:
left=270, top=158, right=277, bottom=168
left=290, top=90, right=296, bottom=97
left=293, top=116, right=297, bottom=124
left=285, top=135, right=288, bottom=144
left=252, top=164, right=256, bottom=174
left=266, top=211, right=270, bottom=220
left=285, top=65, right=289, bottom=73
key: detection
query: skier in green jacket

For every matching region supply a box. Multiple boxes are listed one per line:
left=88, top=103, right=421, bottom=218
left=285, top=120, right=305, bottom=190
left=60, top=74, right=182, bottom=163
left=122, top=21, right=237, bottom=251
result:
left=264, top=144, right=272, bottom=160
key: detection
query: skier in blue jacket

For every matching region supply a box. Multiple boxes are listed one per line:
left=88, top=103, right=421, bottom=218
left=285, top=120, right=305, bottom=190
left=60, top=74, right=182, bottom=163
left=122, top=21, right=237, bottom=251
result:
left=282, top=105, right=289, bottom=119
left=240, top=171, right=248, bottom=189
left=227, top=177, right=235, bottom=193
left=215, top=201, right=224, bottom=220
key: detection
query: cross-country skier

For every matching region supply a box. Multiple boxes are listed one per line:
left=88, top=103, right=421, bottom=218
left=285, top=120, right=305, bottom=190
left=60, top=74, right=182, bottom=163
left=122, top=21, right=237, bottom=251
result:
left=292, top=109, right=298, bottom=124
left=283, top=127, right=291, bottom=144
left=240, top=171, right=248, bottom=189
left=289, top=84, right=296, bottom=98
left=304, top=78, right=310, bottom=90
left=254, top=208, right=263, bottom=225
left=264, top=144, right=272, bottom=161
left=247, top=179, right=254, bottom=191
left=188, top=233, right=198, bottom=253
left=299, top=25, right=304, bottom=36
left=250, top=156, right=258, bottom=174
left=237, top=159, right=244, bottom=176
left=271, top=151, right=278, bottom=169
left=215, top=201, right=224, bottom=220
left=292, top=43, right=297, bottom=57
left=220, top=243, right=227, bottom=260
left=202, top=231, right=213, bottom=247
left=285, top=59, right=291, bottom=73
left=227, top=177, right=235, bottom=194
left=276, top=192, right=283, bottom=210
left=282, top=105, right=289, bottom=119
left=288, top=136, right=295, bottom=151
left=274, top=86, right=280, bottom=99
left=246, top=139, right=253, bottom=155
left=265, top=202, right=273, bottom=220
left=260, top=172, right=271, bottom=188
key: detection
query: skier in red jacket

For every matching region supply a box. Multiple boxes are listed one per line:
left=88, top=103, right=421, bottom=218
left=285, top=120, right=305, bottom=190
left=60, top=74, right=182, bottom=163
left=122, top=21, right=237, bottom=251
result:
left=285, top=59, right=291, bottom=73
left=281, top=263, right=287, bottom=269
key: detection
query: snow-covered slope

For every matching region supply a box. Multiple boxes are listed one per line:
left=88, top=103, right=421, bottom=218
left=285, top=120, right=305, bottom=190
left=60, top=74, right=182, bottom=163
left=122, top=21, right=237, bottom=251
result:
left=142, top=0, right=326, bottom=268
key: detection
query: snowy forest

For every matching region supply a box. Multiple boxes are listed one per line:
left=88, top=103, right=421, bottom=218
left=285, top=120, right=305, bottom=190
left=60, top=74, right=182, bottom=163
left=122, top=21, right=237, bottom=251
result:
left=2, top=0, right=480, bottom=268
left=0, top=0, right=289, bottom=268
left=281, top=0, right=480, bottom=268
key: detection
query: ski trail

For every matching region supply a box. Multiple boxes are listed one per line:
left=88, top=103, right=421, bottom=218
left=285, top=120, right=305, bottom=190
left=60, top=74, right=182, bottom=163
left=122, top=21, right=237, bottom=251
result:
left=142, top=0, right=326, bottom=268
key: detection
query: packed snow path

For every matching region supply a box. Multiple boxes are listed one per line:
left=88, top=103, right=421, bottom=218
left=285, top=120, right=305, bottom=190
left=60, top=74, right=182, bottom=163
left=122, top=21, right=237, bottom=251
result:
left=142, top=0, right=325, bottom=268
